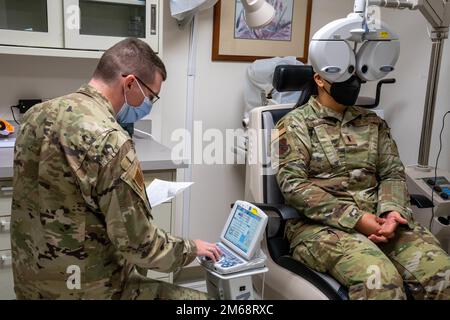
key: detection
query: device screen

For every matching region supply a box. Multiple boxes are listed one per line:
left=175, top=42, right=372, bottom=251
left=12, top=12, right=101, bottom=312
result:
left=224, top=205, right=262, bottom=254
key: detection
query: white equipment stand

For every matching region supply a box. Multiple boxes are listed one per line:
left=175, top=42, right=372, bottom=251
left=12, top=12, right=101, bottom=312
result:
left=204, top=267, right=269, bottom=300
left=406, top=166, right=450, bottom=253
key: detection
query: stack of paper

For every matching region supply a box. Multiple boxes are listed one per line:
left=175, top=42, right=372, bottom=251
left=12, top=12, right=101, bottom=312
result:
left=146, top=179, right=194, bottom=208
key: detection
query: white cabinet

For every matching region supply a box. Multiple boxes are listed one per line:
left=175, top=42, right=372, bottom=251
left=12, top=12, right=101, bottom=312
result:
left=0, top=0, right=63, bottom=48
left=143, top=170, right=176, bottom=284
left=0, top=0, right=162, bottom=58
left=0, top=180, right=14, bottom=300
left=146, top=203, right=173, bottom=282
left=0, top=249, right=13, bottom=300
left=63, top=0, right=160, bottom=52
left=0, top=181, right=13, bottom=217
left=0, top=216, right=11, bottom=250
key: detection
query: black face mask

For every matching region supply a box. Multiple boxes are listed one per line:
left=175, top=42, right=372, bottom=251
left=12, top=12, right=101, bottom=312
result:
left=324, top=75, right=361, bottom=106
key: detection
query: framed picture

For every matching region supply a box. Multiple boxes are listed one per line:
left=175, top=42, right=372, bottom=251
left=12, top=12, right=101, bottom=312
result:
left=212, top=0, right=313, bottom=62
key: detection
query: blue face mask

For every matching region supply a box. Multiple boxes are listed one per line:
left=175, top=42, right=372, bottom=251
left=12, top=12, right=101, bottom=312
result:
left=117, top=97, right=153, bottom=124
left=117, top=80, right=153, bottom=124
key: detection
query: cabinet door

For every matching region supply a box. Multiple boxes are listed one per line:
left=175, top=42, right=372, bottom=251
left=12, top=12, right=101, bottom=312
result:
left=0, top=216, right=11, bottom=251
left=0, top=0, right=63, bottom=47
left=144, top=172, right=173, bottom=233
left=0, top=181, right=12, bottom=252
left=0, top=180, right=14, bottom=299
left=63, top=0, right=160, bottom=52
left=143, top=171, right=174, bottom=283
left=146, top=203, right=172, bottom=281
left=151, top=203, right=172, bottom=238
left=0, top=180, right=13, bottom=216
left=0, top=250, right=15, bottom=300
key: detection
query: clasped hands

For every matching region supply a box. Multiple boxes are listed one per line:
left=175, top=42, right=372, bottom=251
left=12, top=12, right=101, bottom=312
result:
left=355, top=211, right=408, bottom=244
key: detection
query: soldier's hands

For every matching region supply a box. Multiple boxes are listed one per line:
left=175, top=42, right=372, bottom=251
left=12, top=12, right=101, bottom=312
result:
left=376, top=211, right=408, bottom=239
left=194, top=240, right=222, bottom=262
left=368, top=234, right=389, bottom=243
left=356, top=213, right=389, bottom=243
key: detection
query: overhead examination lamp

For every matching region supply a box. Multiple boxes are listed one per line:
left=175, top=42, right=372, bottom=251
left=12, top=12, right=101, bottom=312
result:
left=241, top=0, right=276, bottom=29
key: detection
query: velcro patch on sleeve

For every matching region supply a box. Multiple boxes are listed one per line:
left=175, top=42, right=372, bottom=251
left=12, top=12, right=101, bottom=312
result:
left=271, top=127, right=286, bottom=143
left=278, top=137, right=291, bottom=157
left=134, top=167, right=145, bottom=191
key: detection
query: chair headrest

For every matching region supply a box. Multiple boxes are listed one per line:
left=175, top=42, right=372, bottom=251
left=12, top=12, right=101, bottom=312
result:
left=273, top=65, right=314, bottom=93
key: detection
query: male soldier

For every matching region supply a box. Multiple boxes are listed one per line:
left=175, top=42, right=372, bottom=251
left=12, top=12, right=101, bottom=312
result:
left=272, top=72, right=450, bottom=300
left=11, top=38, right=221, bottom=300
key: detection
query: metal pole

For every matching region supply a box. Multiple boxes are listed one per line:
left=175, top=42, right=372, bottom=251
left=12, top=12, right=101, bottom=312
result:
left=354, top=0, right=367, bottom=13
left=182, top=16, right=199, bottom=238
left=418, top=29, right=448, bottom=167
left=368, top=0, right=416, bottom=10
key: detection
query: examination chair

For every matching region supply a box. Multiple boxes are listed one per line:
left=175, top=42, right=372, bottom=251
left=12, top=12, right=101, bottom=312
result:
left=246, top=65, right=412, bottom=300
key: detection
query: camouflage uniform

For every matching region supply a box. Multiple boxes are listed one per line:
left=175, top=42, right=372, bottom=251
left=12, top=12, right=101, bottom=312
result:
left=11, top=85, right=207, bottom=300
left=272, top=96, right=450, bottom=300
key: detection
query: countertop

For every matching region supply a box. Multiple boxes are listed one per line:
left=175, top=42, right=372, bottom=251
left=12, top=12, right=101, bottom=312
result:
left=0, top=137, right=188, bottom=179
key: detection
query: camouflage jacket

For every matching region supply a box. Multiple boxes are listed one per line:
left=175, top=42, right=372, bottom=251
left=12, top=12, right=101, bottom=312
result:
left=272, top=96, right=414, bottom=248
left=11, top=85, right=197, bottom=300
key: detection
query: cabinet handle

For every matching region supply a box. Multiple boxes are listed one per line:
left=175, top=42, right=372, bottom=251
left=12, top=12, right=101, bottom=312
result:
left=0, top=220, right=10, bottom=231
left=0, top=253, right=11, bottom=265
left=0, top=186, right=13, bottom=193
left=151, top=4, right=157, bottom=35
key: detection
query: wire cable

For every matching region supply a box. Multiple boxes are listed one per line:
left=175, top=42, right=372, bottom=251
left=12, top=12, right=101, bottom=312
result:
left=261, top=271, right=266, bottom=300
left=10, top=106, right=20, bottom=125
left=430, top=111, right=450, bottom=230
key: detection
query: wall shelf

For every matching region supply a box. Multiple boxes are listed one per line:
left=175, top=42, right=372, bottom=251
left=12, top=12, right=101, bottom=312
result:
left=0, top=45, right=103, bottom=59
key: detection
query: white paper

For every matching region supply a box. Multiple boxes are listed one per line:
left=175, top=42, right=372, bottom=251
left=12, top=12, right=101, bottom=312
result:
left=146, top=179, right=194, bottom=208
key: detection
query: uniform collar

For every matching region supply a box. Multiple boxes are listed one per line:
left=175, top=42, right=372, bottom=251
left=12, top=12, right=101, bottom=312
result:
left=342, top=105, right=365, bottom=125
left=309, top=96, right=344, bottom=122
left=309, top=96, right=364, bottom=125
left=77, top=84, right=116, bottom=118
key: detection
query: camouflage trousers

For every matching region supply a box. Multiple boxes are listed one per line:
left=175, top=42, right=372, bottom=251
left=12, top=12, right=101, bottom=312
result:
left=119, top=273, right=210, bottom=300
left=291, top=224, right=450, bottom=300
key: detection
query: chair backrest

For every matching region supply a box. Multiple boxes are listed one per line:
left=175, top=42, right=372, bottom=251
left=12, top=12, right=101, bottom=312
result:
left=261, top=108, right=292, bottom=204
left=257, top=106, right=295, bottom=253
left=244, top=68, right=306, bottom=260
left=257, top=65, right=315, bottom=206
left=245, top=66, right=314, bottom=205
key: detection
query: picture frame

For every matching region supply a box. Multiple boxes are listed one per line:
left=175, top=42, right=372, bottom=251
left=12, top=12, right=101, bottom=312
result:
left=212, top=0, right=313, bottom=62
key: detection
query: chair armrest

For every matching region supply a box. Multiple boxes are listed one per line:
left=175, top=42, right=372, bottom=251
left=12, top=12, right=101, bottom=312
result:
left=251, top=203, right=300, bottom=221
